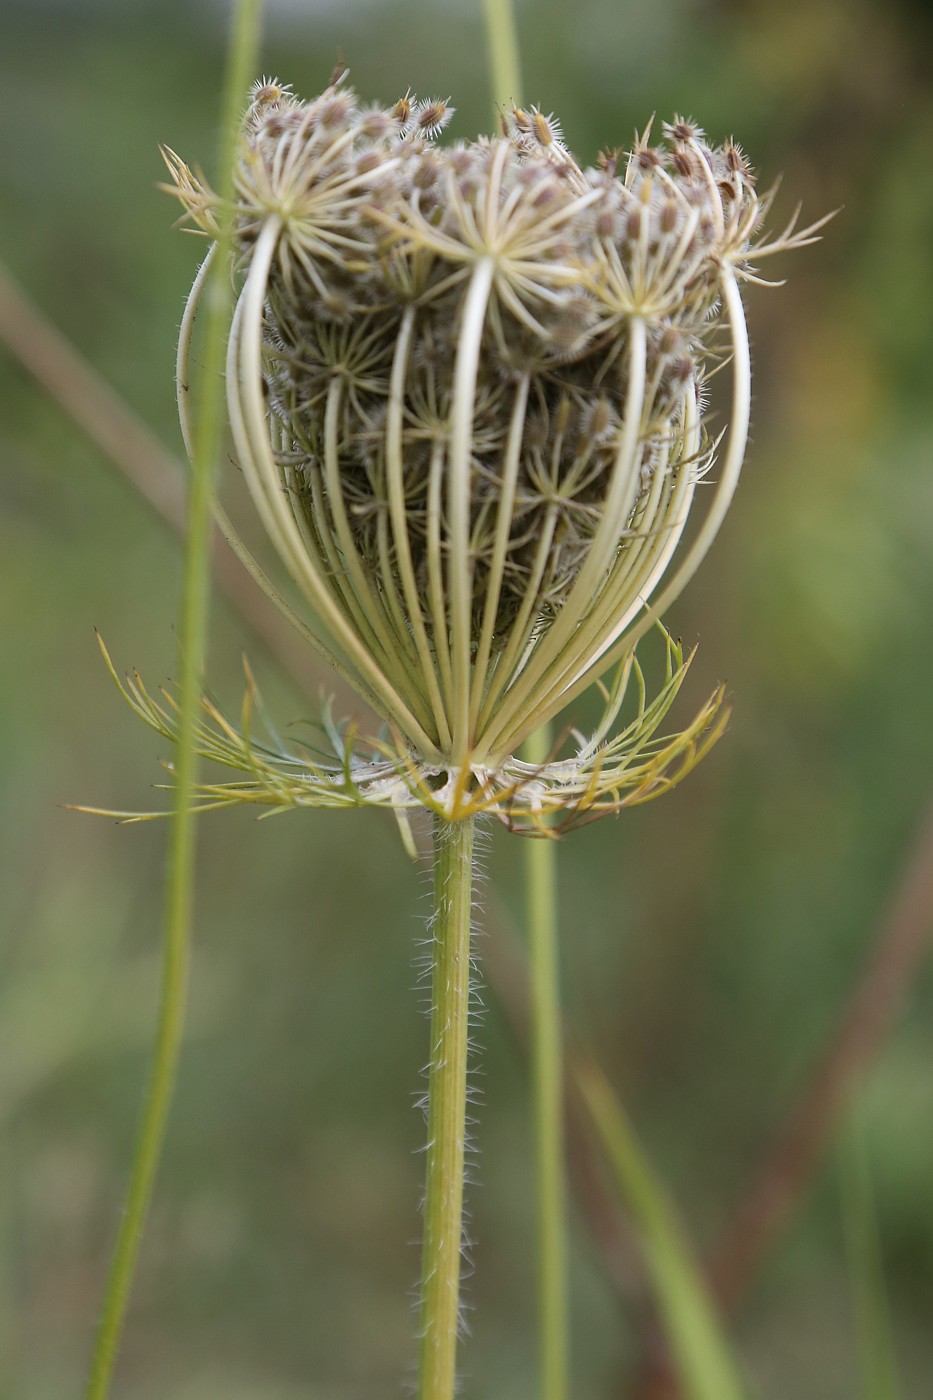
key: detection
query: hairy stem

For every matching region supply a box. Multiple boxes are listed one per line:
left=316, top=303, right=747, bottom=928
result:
left=419, top=815, right=476, bottom=1400
left=524, top=725, right=570, bottom=1400
left=83, top=3, right=262, bottom=1395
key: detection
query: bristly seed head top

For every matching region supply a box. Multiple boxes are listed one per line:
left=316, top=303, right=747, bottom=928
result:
left=150, top=74, right=827, bottom=832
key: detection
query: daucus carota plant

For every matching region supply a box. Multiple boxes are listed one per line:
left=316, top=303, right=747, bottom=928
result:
left=99, top=71, right=823, bottom=1399
left=156, top=74, right=829, bottom=833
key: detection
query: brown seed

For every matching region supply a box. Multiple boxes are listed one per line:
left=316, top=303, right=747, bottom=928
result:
left=532, top=111, right=555, bottom=146
left=670, top=120, right=697, bottom=143
left=417, top=100, right=448, bottom=134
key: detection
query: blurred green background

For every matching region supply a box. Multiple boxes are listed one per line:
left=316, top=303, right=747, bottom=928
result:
left=2, top=0, right=932, bottom=1395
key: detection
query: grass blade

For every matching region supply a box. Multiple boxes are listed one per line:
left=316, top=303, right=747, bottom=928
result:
left=576, top=1057, right=748, bottom=1400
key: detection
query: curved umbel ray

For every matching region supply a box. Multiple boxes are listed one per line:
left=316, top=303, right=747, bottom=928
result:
left=425, top=438, right=455, bottom=711
left=448, top=256, right=496, bottom=763
left=474, top=499, right=561, bottom=736
left=175, top=246, right=215, bottom=463
left=481, top=265, right=751, bottom=765
left=554, top=388, right=702, bottom=688
left=176, top=247, right=389, bottom=708
left=226, top=220, right=442, bottom=758
left=467, top=371, right=531, bottom=732
left=280, top=388, right=420, bottom=708
left=211, top=496, right=388, bottom=709
left=474, top=316, right=648, bottom=757
left=497, top=418, right=696, bottom=747
left=318, top=375, right=432, bottom=713
left=285, top=406, right=376, bottom=647
left=385, top=307, right=453, bottom=752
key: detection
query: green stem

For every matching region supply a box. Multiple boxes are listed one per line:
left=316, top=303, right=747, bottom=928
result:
left=482, top=0, right=523, bottom=115
left=577, top=1057, right=747, bottom=1400
left=83, top=5, right=262, bottom=1396
left=524, top=723, right=569, bottom=1400
left=480, top=8, right=569, bottom=1392
left=842, top=1108, right=902, bottom=1400
left=419, top=815, right=476, bottom=1400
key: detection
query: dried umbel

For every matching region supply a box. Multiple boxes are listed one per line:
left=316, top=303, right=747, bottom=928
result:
left=156, top=75, right=823, bottom=833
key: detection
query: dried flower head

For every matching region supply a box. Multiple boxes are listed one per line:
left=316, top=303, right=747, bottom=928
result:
left=147, top=76, right=826, bottom=834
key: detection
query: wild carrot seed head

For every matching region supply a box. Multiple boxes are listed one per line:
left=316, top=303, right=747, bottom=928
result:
left=166, top=74, right=826, bottom=786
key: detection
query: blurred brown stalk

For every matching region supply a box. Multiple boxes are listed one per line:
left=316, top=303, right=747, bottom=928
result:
left=624, top=799, right=933, bottom=1400
left=0, top=263, right=324, bottom=700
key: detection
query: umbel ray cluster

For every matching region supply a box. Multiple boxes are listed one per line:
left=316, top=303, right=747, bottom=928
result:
left=138, top=74, right=825, bottom=833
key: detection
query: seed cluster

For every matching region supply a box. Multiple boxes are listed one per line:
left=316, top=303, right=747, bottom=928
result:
left=167, top=76, right=763, bottom=648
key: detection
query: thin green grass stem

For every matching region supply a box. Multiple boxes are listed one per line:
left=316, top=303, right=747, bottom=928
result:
left=419, top=815, right=476, bottom=1400
left=842, top=1107, right=903, bottom=1400
left=83, top=5, right=262, bottom=1395
left=482, top=0, right=523, bottom=115
left=524, top=723, right=570, bottom=1400
left=577, top=1057, right=747, bottom=1400
left=479, top=2, right=570, bottom=1387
